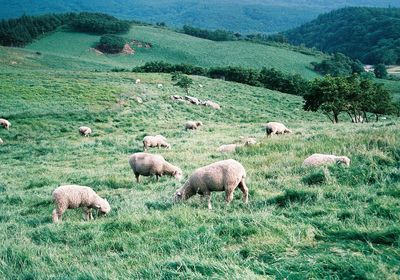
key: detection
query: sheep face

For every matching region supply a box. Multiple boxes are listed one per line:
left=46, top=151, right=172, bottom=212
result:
left=96, top=199, right=111, bottom=215
left=338, top=156, right=351, bottom=166
left=173, top=190, right=184, bottom=203
left=196, top=121, right=203, bottom=127
left=173, top=168, right=183, bottom=181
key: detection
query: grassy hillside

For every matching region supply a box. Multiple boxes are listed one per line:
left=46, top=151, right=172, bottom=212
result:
left=284, top=7, right=400, bottom=65
left=0, top=0, right=399, bottom=33
left=0, top=54, right=399, bottom=279
left=24, top=25, right=321, bottom=79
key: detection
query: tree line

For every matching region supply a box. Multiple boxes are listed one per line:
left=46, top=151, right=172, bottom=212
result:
left=0, top=13, right=130, bottom=47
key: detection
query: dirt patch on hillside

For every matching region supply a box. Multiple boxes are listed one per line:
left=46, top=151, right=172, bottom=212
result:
left=121, top=44, right=135, bottom=55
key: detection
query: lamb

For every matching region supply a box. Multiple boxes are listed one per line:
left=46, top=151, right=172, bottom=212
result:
left=302, top=153, right=351, bottom=167
left=217, top=144, right=238, bottom=153
left=0, top=118, right=11, bottom=129
left=128, top=152, right=182, bottom=182
left=265, top=122, right=292, bottom=136
left=185, top=121, right=203, bottom=130
left=174, top=159, right=248, bottom=209
left=52, top=185, right=111, bottom=223
left=143, top=135, right=171, bottom=151
left=184, top=96, right=200, bottom=105
left=203, top=100, right=221, bottom=110
left=79, top=126, right=92, bottom=137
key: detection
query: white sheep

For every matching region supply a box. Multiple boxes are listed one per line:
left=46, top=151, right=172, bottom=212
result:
left=0, top=118, right=11, bottom=129
left=184, top=96, right=200, bottom=105
left=143, top=135, right=171, bottom=151
left=174, top=159, right=248, bottom=209
left=135, top=79, right=141, bottom=84
left=204, top=100, right=221, bottom=110
left=265, top=122, right=292, bottom=136
left=52, top=185, right=111, bottom=223
left=185, top=121, right=203, bottom=130
left=79, top=126, right=92, bottom=137
left=157, top=83, right=163, bottom=88
left=217, top=144, right=238, bottom=153
left=302, top=153, right=351, bottom=167
left=128, top=152, right=182, bottom=182
left=0, top=138, right=3, bottom=144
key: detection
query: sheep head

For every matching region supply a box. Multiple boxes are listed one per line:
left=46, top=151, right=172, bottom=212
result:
left=338, top=156, right=351, bottom=166
left=96, top=198, right=111, bottom=215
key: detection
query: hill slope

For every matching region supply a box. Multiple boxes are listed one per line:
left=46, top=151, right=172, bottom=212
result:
left=284, top=7, right=400, bottom=65
left=0, top=53, right=399, bottom=279
left=0, top=0, right=399, bottom=33
left=23, top=25, right=321, bottom=78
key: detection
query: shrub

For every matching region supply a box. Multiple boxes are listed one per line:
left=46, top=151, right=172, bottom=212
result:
left=96, top=34, right=126, bottom=54
left=70, top=13, right=130, bottom=34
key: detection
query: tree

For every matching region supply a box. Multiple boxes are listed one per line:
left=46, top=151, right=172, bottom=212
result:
left=374, top=63, right=388, bottom=79
left=172, top=73, right=193, bottom=94
left=303, top=75, right=351, bottom=123
left=96, top=34, right=126, bottom=54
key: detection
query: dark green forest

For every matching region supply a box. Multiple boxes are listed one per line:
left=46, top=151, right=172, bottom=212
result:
left=0, top=0, right=398, bottom=34
left=0, top=13, right=129, bottom=47
left=284, top=7, right=400, bottom=65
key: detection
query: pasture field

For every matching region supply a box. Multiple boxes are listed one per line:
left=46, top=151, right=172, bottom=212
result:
left=0, top=57, right=399, bottom=279
left=25, top=25, right=321, bottom=79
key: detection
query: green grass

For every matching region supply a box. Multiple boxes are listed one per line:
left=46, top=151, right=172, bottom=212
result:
left=24, top=25, right=321, bottom=78
left=0, top=56, right=399, bottom=279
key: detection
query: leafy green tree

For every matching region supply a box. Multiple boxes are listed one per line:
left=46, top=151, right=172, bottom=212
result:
left=96, top=34, right=126, bottom=54
left=374, top=64, right=388, bottom=79
left=172, top=73, right=193, bottom=94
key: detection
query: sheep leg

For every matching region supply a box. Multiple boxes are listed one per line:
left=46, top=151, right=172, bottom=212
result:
left=52, top=207, right=64, bottom=223
left=135, top=173, right=140, bottom=183
left=83, top=207, right=91, bottom=221
left=202, top=192, right=212, bottom=210
left=238, top=179, right=249, bottom=204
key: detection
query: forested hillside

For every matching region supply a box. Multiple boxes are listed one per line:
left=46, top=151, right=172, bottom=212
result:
left=0, top=0, right=398, bottom=33
left=284, top=7, right=400, bottom=65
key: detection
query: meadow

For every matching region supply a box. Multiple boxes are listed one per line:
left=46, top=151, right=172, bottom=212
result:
left=25, top=25, right=321, bottom=79
left=0, top=54, right=399, bottom=279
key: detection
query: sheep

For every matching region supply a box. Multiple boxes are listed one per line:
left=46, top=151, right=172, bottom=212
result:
left=198, top=84, right=203, bottom=88
left=185, top=121, right=203, bottom=130
left=217, top=144, right=238, bottom=153
left=128, top=152, right=182, bottom=183
left=171, top=95, right=184, bottom=100
left=302, top=153, right=351, bottom=167
left=157, top=83, right=163, bottom=88
left=265, top=122, right=292, bottom=136
left=204, top=100, right=221, bottom=110
left=52, top=185, right=111, bottom=223
left=79, top=126, right=92, bottom=137
left=135, top=79, right=141, bottom=84
left=143, top=135, right=171, bottom=151
left=0, top=118, right=11, bottom=129
left=240, top=137, right=257, bottom=146
left=0, top=138, right=3, bottom=144
left=184, top=96, right=200, bottom=105
left=351, top=115, right=364, bottom=123
left=174, top=159, right=248, bottom=209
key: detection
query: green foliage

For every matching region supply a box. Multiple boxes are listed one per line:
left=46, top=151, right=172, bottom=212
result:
left=172, top=73, right=193, bottom=94
left=0, top=13, right=75, bottom=47
left=284, top=7, right=400, bottom=64
left=96, top=34, right=126, bottom=54
left=304, top=75, right=394, bottom=123
left=374, top=63, right=388, bottom=79
left=70, top=12, right=130, bottom=34
left=313, top=53, right=364, bottom=76
left=182, top=25, right=235, bottom=41
left=258, top=68, right=309, bottom=96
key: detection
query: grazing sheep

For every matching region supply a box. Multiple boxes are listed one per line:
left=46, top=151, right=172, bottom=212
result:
left=240, top=137, right=257, bottom=146
left=217, top=144, right=237, bottom=153
left=185, top=121, right=203, bottom=130
left=143, top=135, right=171, bottom=151
left=204, top=100, right=221, bottom=110
left=302, top=153, right=351, bottom=167
left=171, top=95, right=184, bottom=100
left=128, top=152, right=182, bottom=182
left=351, top=115, right=364, bottom=123
left=174, top=159, right=248, bottom=209
left=184, top=96, right=200, bottom=105
left=52, top=185, right=111, bottom=223
left=79, top=126, right=92, bottom=137
left=198, top=84, right=203, bottom=88
left=0, top=138, right=3, bottom=144
left=265, top=122, right=292, bottom=136
left=135, top=79, right=141, bottom=84
left=0, top=118, right=11, bottom=129
left=157, top=83, right=163, bottom=88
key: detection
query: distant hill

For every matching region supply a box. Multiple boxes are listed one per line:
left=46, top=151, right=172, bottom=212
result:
left=284, top=7, right=400, bottom=65
left=22, top=25, right=321, bottom=79
left=0, top=0, right=399, bottom=33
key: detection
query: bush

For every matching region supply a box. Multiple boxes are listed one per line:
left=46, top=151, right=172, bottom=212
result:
left=70, top=12, right=130, bottom=34
left=96, top=34, right=126, bottom=54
